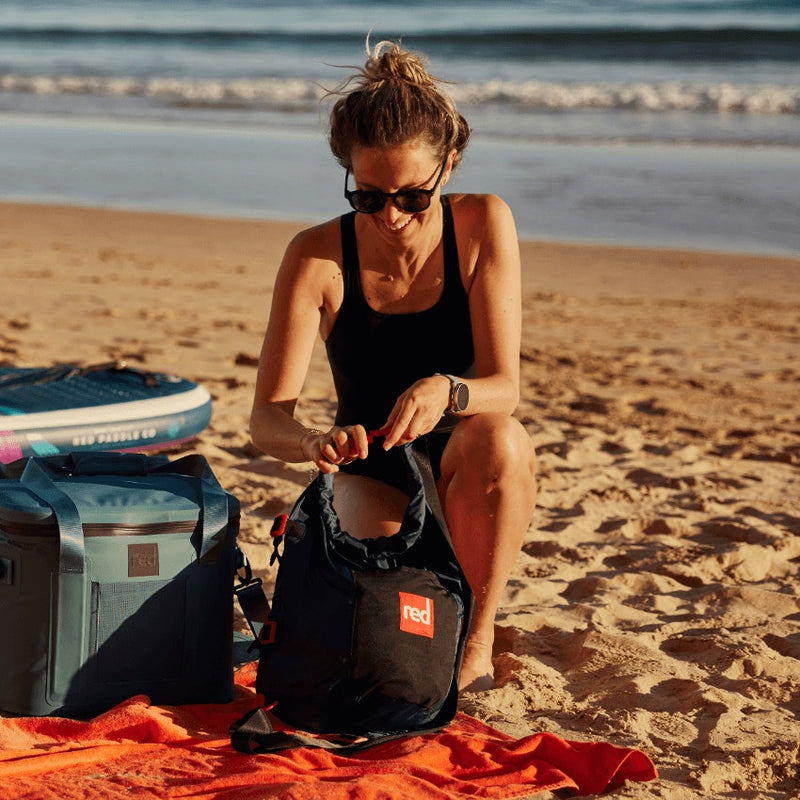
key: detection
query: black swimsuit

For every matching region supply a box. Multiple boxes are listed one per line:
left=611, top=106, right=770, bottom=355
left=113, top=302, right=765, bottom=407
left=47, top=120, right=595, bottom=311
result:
left=325, top=196, right=474, bottom=490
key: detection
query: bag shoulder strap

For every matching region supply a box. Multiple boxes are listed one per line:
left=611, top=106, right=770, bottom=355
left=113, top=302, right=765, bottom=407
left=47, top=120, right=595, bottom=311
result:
left=230, top=706, right=445, bottom=755
left=409, top=438, right=454, bottom=554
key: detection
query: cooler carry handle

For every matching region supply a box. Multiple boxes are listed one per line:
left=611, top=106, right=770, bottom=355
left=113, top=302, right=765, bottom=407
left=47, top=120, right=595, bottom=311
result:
left=17, top=460, right=88, bottom=706
left=68, top=451, right=155, bottom=476
left=19, top=459, right=85, bottom=575
left=17, top=452, right=232, bottom=563
left=65, top=452, right=231, bottom=561
left=153, top=454, right=235, bottom=562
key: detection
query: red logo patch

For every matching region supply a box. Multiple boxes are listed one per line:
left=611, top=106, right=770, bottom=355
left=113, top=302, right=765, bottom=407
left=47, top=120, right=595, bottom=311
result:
left=399, top=592, right=434, bottom=638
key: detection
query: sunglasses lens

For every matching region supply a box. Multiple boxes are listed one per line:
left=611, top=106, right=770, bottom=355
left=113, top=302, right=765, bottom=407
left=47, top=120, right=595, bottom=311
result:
left=349, top=191, right=385, bottom=214
left=346, top=189, right=433, bottom=214
left=395, top=192, right=431, bottom=213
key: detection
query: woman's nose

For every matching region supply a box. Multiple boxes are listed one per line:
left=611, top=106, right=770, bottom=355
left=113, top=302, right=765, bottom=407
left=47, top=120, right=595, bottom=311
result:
left=381, top=199, right=407, bottom=226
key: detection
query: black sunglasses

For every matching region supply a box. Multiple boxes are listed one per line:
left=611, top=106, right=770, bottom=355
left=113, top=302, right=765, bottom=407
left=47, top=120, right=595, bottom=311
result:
left=344, top=159, right=448, bottom=214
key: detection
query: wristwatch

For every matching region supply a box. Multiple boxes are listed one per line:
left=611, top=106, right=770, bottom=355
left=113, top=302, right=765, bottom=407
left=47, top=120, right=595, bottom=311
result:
left=437, top=374, right=469, bottom=414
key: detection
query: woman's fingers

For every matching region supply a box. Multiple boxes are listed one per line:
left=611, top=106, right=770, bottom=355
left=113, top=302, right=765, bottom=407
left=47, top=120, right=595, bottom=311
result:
left=381, top=376, right=450, bottom=449
left=347, top=425, right=370, bottom=460
left=314, top=425, right=369, bottom=472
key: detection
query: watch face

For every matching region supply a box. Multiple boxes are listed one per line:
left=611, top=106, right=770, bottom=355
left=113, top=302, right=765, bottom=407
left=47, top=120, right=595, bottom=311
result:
left=454, top=382, right=469, bottom=412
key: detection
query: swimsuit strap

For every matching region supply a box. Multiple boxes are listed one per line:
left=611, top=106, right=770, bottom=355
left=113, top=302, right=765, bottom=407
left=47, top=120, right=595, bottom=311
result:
left=439, top=196, right=460, bottom=289
left=340, top=210, right=359, bottom=274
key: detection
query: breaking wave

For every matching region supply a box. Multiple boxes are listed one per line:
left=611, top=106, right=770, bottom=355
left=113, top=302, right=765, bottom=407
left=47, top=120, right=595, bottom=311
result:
left=2, top=73, right=798, bottom=115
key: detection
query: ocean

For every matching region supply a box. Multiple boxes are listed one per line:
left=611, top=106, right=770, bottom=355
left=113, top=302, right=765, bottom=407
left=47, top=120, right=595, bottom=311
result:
left=1, top=0, right=798, bottom=255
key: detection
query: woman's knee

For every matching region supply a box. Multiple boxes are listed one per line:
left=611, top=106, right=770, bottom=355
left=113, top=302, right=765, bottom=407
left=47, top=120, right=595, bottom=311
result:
left=442, top=413, right=536, bottom=483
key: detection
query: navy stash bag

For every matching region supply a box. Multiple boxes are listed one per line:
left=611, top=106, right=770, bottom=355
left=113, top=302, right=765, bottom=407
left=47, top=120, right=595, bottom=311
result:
left=0, top=451, right=242, bottom=717
left=232, top=440, right=473, bottom=752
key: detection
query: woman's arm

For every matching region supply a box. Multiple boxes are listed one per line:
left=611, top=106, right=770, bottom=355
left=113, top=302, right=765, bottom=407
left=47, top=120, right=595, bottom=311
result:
left=249, top=229, right=326, bottom=461
left=380, top=194, right=522, bottom=448
left=459, top=192, right=522, bottom=413
left=250, top=223, right=369, bottom=471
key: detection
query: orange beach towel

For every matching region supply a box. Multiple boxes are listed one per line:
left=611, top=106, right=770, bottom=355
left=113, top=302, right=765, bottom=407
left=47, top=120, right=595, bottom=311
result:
left=0, top=664, right=656, bottom=799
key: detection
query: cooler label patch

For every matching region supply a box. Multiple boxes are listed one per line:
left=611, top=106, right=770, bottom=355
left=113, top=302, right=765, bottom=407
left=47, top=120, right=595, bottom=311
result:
left=128, top=543, right=159, bottom=577
left=399, top=591, right=434, bottom=638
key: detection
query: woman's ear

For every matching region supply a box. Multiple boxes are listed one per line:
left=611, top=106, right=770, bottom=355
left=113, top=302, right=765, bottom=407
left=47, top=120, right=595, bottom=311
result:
left=443, top=149, right=458, bottom=184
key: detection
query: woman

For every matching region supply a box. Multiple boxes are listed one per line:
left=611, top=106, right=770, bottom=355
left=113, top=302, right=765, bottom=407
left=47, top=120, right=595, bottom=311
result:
left=250, top=40, right=537, bottom=691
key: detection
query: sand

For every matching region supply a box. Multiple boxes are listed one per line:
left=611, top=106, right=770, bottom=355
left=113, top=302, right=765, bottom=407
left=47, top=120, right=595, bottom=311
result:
left=2, top=201, right=799, bottom=798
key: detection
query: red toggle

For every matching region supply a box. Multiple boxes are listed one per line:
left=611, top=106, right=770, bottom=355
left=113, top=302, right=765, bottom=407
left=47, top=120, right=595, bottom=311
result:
left=366, top=426, right=391, bottom=444
left=270, top=514, right=288, bottom=537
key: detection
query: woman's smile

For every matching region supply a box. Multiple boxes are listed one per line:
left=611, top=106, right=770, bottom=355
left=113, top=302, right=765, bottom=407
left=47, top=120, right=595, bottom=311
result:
left=385, top=215, right=415, bottom=233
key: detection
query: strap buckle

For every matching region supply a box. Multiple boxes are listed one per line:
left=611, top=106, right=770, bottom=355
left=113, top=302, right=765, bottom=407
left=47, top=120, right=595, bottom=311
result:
left=258, top=620, right=277, bottom=646
left=234, top=576, right=272, bottom=641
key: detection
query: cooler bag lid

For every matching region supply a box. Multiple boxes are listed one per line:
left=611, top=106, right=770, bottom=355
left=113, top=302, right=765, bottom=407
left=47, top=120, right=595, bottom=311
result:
left=0, top=474, right=203, bottom=530
left=0, top=454, right=232, bottom=553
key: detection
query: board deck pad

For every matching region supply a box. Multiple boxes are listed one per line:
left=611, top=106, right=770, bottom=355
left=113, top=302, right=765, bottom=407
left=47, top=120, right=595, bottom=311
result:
left=0, top=362, right=212, bottom=463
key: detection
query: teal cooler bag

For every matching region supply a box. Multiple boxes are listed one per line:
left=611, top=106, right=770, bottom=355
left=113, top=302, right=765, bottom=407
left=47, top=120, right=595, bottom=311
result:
left=0, top=451, right=240, bottom=717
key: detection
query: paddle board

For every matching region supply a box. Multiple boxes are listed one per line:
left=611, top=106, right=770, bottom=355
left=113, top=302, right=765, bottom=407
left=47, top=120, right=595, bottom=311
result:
left=0, top=361, right=213, bottom=463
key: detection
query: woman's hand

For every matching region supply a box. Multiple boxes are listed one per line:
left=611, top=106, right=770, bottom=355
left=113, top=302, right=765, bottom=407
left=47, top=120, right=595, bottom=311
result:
left=381, top=375, right=451, bottom=449
left=300, top=425, right=369, bottom=474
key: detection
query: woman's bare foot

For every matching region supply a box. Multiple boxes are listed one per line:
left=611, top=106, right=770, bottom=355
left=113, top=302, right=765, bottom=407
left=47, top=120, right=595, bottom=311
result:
left=458, top=637, right=495, bottom=692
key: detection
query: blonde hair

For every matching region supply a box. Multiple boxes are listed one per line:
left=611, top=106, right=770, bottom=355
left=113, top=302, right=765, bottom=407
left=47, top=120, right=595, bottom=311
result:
left=328, top=40, right=471, bottom=169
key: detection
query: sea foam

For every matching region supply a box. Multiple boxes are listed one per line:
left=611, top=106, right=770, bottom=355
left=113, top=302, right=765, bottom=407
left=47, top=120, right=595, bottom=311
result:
left=2, top=73, right=798, bottom=115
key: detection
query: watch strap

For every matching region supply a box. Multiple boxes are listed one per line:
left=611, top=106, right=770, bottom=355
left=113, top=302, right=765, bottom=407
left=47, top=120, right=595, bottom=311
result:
left=435, top=373, right=464, bottom=413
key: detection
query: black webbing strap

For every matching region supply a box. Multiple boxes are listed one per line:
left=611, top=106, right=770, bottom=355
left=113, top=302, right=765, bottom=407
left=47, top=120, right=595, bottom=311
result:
left=409, top=438, right=454, bottom=555
left=411, top=436, right=474, bottom=725
left=234, top=578, right=271, bottom=640
left=232, top=543, right=271, bottom=646
left=229, top=706, right=444, bottom=755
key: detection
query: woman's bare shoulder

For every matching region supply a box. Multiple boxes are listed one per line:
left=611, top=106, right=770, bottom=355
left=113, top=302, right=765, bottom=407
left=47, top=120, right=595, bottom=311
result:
left=446, top=193, right=518, bottom=270
left=447, top=193, right=515, bottom=234
left=271, top=216, right=346, bottom=324
left=284, top=216, right=342, bottom=265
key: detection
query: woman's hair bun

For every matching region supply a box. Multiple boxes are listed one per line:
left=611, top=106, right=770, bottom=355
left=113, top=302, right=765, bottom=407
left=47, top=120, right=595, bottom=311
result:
left=327, top=38, right=471, bottom=169
left=362, top=40, right=437, bottom=90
